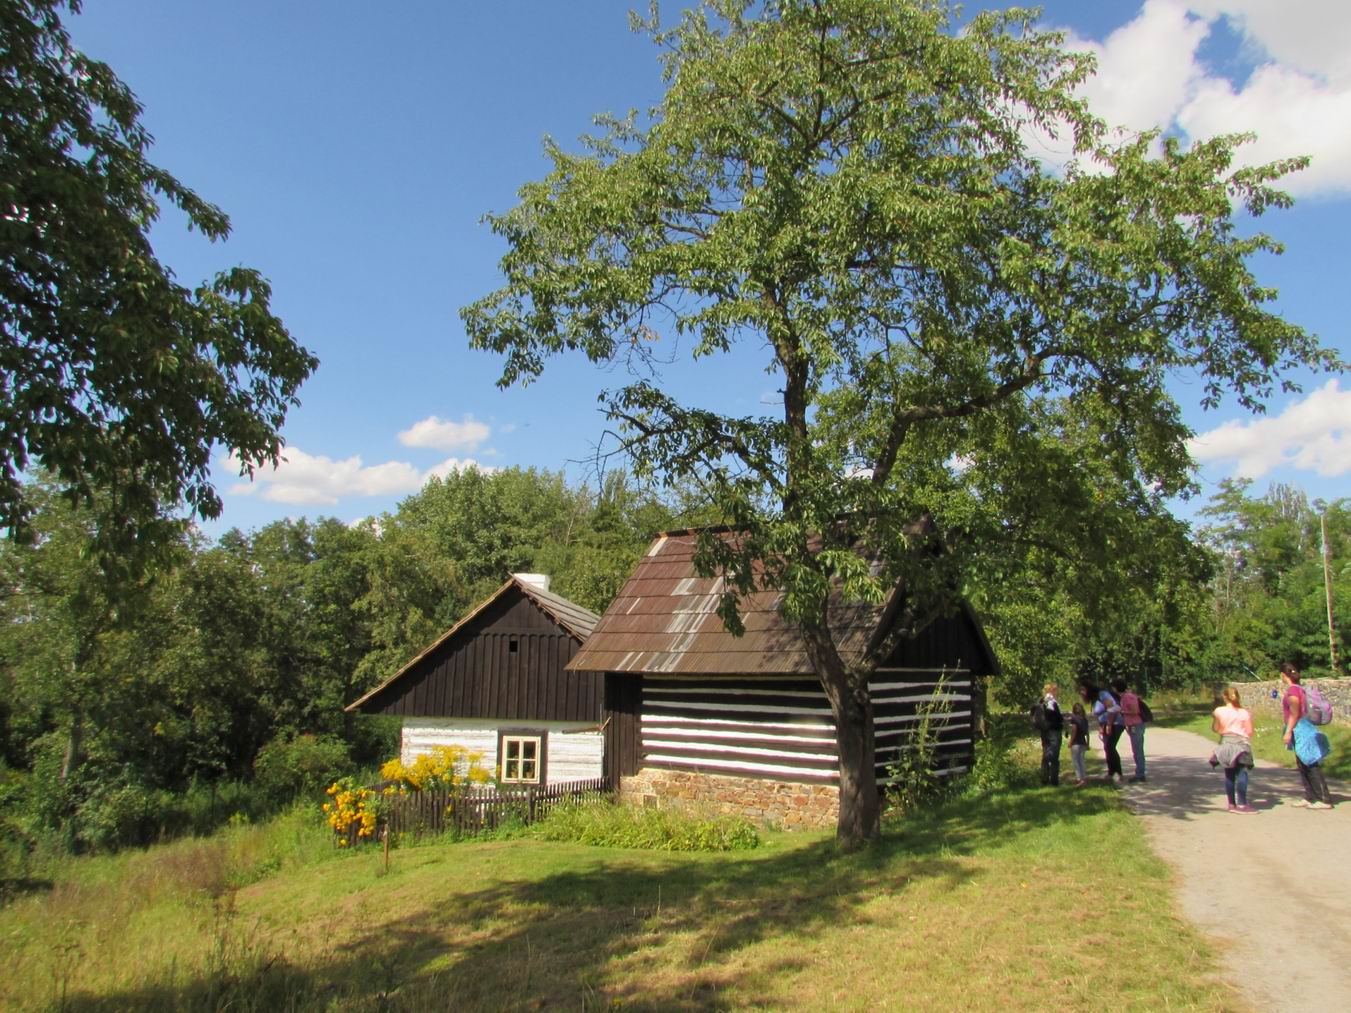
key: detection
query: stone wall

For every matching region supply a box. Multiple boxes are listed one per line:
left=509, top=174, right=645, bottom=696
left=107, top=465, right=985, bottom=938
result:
left=620, top=767, right=840, bottom=830
left=1218, top=678, right=1351, bottom=715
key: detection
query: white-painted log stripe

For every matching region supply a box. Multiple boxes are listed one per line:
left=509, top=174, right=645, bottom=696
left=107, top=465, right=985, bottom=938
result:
left=645, top=698, right=834, bottom=717
left=643, top=685, right=828, bottom=700
left=641, top=724, right=837, bottom=746
left=640, top=712, right=835, bottom=732
left=644, top=754, right=838, bottom=782
left=870, top=691, right=969, bottom=705
left=644, top=740, right=839, bottom=766
left=869, top=680, right=971, bottom=692
left=872, top=667, right=971, bottom=675
left=874, top=709, right=972, bottom=727
left=874, top=739, right=973, bottom=756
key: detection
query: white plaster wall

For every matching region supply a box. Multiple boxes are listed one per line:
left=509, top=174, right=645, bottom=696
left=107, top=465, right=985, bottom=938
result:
left=399, top=717, right=603, bottom=783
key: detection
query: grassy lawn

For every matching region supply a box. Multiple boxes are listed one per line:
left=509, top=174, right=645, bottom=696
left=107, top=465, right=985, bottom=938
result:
left=1153, top=693, right=1351, bottom=782
left=1, top=785, right=1242, bottom=1011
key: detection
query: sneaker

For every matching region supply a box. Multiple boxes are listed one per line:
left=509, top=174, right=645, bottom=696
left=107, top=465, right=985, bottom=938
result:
left=1235, top=805, right=1258, bottom=814
left=1129, top=776, right=1146, bottom=783
left=1292, top=799, right=1313, bottom=808
left=1309, top=801, right=1334, bottom=810
left=1226, top=805, right=1239, bottom=813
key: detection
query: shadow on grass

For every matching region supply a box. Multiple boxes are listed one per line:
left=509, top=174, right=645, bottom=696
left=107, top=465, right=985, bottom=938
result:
left=0, top=875, right=53, bottom=907
left=57, top=787, right=1118, bottom=1012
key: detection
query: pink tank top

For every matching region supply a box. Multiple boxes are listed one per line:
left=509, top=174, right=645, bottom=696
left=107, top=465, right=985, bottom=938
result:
left=1213, top=705, right=1253, bottom=738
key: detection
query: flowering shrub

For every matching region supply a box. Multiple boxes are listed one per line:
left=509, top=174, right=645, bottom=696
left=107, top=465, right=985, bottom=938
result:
left=379, top=745, right=492, bottom=793
left=322, top=746, right=492, bottom=845
left=322, top=777, right=387, bottom=846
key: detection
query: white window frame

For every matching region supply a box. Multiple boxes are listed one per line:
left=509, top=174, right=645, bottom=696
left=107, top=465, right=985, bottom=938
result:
left=500, top=734, right=543, bottom=784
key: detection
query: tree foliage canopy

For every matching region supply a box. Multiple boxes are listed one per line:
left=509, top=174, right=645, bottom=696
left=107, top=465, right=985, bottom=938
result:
left=0, top=0, right=317, bottom=556
left=463, top=0, right=1341, bottom=842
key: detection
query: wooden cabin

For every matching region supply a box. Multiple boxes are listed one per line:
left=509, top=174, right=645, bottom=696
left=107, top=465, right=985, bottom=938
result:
left=567, top=529, right=999, bottom=828
left=347, top=574, right=626, bottom=786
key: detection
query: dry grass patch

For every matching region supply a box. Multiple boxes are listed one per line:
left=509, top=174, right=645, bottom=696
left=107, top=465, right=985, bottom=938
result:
left=1, top=785, right=1246, bottom=1010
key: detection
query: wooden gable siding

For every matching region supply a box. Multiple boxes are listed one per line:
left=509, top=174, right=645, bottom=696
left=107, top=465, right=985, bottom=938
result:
left=886, top=608, right=990, bottom=673
left=362, top=589, right=603, bottom=722
left=635, top=670, right=976, bottom=785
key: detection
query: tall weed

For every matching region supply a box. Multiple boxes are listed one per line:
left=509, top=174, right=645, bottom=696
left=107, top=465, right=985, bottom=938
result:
left=531, top=800, right=760, bottom=851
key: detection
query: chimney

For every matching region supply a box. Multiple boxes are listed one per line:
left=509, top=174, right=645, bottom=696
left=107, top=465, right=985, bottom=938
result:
left=512, top=573, right=550, bottom=592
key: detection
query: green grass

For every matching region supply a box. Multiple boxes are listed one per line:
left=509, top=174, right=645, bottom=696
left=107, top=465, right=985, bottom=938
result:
left=1153, top=693, right=1351, bottom=782
left=0, top=781, right=1242, bottom=1010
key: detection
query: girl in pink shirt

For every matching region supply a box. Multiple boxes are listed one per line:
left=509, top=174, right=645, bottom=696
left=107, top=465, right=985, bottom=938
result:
left=1210, top=687, right=1256, bottom=813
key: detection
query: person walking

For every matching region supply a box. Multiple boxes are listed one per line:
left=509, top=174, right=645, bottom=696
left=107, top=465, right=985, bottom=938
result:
left=1210, top=686, right=1256, bottom=813
left=1116, top=679, right=1148, bottom=782
left=1038, top=683, right=1064, bottom=786
left=1280, top=663, right=1334, bottom=810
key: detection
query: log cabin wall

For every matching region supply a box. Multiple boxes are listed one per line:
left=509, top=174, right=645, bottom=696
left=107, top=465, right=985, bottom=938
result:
left=636, top=669, right=976, bottom=786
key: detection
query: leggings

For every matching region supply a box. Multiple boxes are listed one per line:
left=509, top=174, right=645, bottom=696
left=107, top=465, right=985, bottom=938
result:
left=1297, top=756, right=1332, bottom=804
left=1102, top=725, right=1124, bottom=778
left=1071, top=744, right=1087, bottom=782
left=1224, top=766, right=1248, bottom=806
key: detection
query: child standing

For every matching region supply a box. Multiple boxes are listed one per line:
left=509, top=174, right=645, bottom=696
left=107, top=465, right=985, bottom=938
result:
left=1067, top=703, right=1090, bottom=786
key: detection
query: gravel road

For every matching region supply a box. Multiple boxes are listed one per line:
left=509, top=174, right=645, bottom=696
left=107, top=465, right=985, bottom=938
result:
left=1115, top=726, right=1349, bottom=1013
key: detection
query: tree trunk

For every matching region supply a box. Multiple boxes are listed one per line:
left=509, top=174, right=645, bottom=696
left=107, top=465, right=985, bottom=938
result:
left=829, top=680, right=880, bottom=849
left=801, top=622, right=881, bottom=848
left=61, top=708, right=84, bottom=782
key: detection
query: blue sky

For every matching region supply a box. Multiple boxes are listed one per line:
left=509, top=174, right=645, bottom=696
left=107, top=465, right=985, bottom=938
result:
left=66, top=1, right=1350, bottom=534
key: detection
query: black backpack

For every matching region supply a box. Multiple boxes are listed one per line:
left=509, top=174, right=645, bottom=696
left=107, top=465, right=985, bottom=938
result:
left=1029, top=702, right=1049, bottom=731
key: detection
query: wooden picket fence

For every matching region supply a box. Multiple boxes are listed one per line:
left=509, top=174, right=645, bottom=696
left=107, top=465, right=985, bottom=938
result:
left=376, top=777, right=612, bottom=840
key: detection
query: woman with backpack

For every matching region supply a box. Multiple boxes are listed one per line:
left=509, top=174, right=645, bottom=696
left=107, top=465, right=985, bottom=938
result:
left=1115, top=678, right=1147, bottom=783
left=1280, top=663, right=1333, bottom=810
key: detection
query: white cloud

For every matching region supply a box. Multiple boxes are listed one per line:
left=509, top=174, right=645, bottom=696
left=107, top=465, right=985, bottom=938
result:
left=1041, top=0, right=1351, bottom=197
left=1188, top=379, right=1351, bottom=479
left=1186, top=1, right=1351, bottom=85
left=228, top=447, right=494, bottom=506
left=1066, top=1, right=1209, bottom=136
left=397, top=414, right=491, bottom=451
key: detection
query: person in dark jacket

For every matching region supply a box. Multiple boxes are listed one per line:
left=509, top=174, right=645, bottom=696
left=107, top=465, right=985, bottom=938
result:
left=1038, top=683, right=1064, bottom=786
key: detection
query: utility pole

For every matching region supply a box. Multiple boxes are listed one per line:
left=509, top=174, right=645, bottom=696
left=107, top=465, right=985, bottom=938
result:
left=1322, top=510, right=1342, bottom=676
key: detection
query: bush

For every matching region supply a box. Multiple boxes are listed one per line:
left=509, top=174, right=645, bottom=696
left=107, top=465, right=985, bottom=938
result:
left=531, top=800, right=759, bottom=852
left=252, top=733, right=351, bottom=806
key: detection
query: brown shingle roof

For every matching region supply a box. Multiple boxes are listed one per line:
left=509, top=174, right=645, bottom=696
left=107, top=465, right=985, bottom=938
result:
left=567, top=529, right=891, bottom=676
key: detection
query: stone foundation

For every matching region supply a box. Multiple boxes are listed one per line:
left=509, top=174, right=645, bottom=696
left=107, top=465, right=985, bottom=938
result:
left=620, top=767, right=840, bottom=829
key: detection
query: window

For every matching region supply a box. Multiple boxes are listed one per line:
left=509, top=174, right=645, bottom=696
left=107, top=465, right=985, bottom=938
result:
left=508, top=637, right=519, bottom=654
left=500, top=734, right=542, bottom=784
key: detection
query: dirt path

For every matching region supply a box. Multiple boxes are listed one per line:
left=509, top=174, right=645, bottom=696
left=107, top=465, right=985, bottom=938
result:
left=1115, top=726, right=1350, bottom=1012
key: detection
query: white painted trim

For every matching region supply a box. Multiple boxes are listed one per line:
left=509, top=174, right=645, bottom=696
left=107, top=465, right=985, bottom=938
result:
left=869, top=692, right=968, bottom=704
left=641, top=685, right=826, bottom=699
left=644, top=753, right=836, bottom=778
left=875, top=709, right=972, bottom=727
left=870, top=680, right=971, bottom=692
left=640, top=724, right=833, bottom=745
left=644, top=698, right=832, bottom=716
left=644, top=739, right=837, bottom=764
left=875, top=739, right=973, bottom=755
left=640, top=712, right=835, bottom=731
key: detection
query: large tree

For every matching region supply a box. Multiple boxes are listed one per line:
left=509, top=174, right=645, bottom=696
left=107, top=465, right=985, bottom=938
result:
left=469, top=0, right=1339, bottom=846
left=0, top=0, right=317, bottom=557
